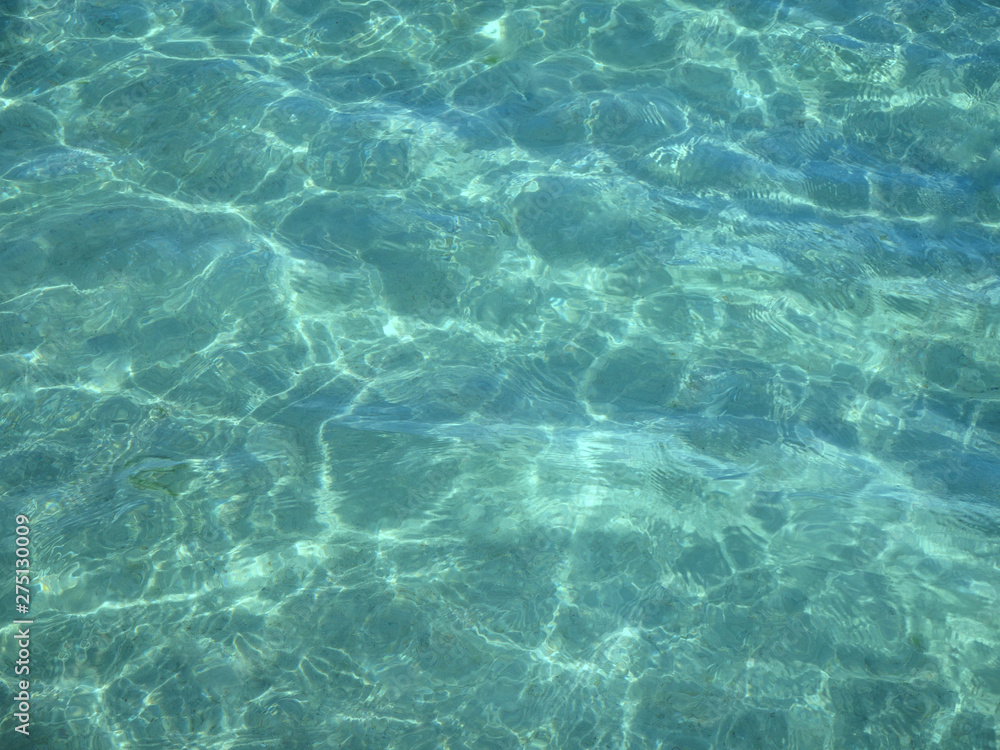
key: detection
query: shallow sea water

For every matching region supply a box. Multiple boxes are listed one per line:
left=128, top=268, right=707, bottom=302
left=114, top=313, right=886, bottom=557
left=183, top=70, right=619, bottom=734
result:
left=2, top=1, right=1000, bottom=748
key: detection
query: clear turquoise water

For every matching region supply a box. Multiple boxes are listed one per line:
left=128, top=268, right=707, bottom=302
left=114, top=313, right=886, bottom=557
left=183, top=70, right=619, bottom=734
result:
left=2, top=1, right=1000, bottom=748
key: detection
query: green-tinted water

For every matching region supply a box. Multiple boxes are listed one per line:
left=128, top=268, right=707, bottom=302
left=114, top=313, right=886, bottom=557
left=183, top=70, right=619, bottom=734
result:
left=2, top=1, right=1000, bottom=748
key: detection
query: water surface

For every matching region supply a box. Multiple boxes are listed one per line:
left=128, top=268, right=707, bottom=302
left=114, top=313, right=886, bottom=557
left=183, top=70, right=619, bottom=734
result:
left=2, top=1, right=1000, bottom=748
